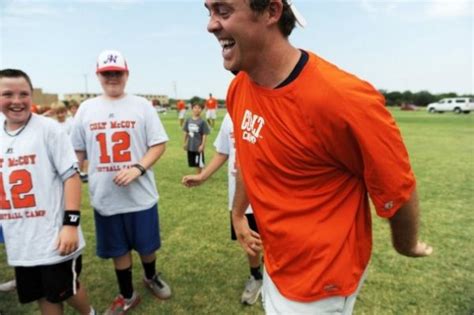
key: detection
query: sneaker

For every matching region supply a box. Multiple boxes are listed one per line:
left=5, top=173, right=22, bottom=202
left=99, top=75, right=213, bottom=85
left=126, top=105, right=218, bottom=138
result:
left=143, top=273, right=172, bottom=299
left=0, top=280, right=16, bottom=292
left=240, top=276, right=262, bottom=305
left=104, top=292, right=140, bottom=315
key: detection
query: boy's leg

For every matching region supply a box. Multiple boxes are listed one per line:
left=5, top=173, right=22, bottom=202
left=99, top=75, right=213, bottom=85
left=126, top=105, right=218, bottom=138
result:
left=230, top=213, right=263, bottom=305
left=66, top=284, right=94, bottom=315
left=241, top=253, right=263, bottom=305
left=112, top=252, right=134, bottom=299
left=104, top=252, right=140, bottom=315
left=94, top=210, right=140, bottom=313
left=127, top=205, right=171, bottom=300
left=38, top=298, right=63, bottom=315
left=197, top=151, right=205, bottom=174
left=242, top=213, right=263, bottom=305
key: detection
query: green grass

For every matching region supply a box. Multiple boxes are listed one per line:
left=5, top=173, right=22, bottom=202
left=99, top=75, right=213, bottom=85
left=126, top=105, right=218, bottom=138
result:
left=1, top=108, right=473, bottom=314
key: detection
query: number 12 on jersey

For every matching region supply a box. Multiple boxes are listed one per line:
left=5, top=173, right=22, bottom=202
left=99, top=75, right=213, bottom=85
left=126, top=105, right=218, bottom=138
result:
left=96, top=131, right=132, bottom=164
left=0, top=170, right=37, bottom=210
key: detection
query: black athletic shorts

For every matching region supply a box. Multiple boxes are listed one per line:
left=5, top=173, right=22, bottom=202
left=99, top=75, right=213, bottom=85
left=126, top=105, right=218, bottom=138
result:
left=15, top=255, right=82, bottom=304
left=187, top=151, right=205, bottom=168
left=230, top=213, right=259, bottom=241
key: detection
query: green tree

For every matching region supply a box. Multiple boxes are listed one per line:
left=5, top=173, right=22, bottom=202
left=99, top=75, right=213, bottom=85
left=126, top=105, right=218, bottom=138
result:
left=413, top=91, right=437, bottom=106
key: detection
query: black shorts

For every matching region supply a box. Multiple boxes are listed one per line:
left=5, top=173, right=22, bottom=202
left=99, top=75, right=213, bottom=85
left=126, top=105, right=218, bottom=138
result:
left=230, top=213, right=259, bottom=241
left=187, top=151, right=205, bottom=168
left=14, top=255, right=82, bottom=304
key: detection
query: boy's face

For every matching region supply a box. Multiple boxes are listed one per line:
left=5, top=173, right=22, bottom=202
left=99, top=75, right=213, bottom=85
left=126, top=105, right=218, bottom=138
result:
left=192, top=105, right=202, bottom=116
left=0, top=77, right=32, bottom=128
left=97, top=71, right=128, bottom=98
left=56, top=109, right=67, bottom=122
left=69, top=105, right=78, bottom=116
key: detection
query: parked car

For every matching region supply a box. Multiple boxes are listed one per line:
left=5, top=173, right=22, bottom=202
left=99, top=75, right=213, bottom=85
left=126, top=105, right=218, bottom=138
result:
left=400, top=103, right=417, bottom=111
left=427, top=97, right=474, bottom=114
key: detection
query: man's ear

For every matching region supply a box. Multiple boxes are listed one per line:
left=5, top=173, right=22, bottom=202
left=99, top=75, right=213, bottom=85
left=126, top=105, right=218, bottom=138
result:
left=267, top=0, right=284, bottom=25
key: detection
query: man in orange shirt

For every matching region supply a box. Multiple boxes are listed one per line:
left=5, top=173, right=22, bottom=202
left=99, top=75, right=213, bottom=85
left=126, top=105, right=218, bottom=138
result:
left=177, top=99, right=186, bottom=127
left=205, top=93, right=217, bottom=128
left=205, top=0, right=433, bottom=313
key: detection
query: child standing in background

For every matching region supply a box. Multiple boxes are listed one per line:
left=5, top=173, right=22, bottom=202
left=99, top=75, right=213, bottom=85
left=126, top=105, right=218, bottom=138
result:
left=183, top=102, right=210, bottom=174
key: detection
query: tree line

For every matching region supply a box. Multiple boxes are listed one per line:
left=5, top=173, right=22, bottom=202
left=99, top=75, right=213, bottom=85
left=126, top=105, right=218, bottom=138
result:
left=380, top=90, right=473, bottom=107
left=169, top=91, right=474, bottom=108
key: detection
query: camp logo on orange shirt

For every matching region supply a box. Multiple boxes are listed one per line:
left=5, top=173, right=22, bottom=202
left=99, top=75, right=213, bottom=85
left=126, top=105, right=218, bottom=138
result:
left=240, top=109, right=264, bottom=144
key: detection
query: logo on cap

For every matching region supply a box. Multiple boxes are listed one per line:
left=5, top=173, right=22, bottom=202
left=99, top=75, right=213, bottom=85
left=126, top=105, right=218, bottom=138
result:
left=96, top=49, right=128, bottom=73
left=104, top=54, right=118, bottom=65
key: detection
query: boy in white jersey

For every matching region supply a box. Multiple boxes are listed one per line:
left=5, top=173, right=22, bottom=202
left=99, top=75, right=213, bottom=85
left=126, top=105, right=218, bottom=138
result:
left=71, top=50, right=171, bottom=314
left=182, top=113, right=263, bottom=305
left=51, top=101, right=73, bottom=135
left=0, top=69, right=94, bottom=315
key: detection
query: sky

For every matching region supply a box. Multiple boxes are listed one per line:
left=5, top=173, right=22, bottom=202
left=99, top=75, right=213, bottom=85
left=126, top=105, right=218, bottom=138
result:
left=0, top=0, right=473, bottom=100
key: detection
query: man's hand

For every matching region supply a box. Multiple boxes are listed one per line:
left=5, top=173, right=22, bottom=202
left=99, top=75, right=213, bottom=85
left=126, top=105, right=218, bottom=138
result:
left=182, top=174, right=205, bottom=187
left=198, top=145, right=204, bottom=153
left=113, top=167, right=141, bottom=187
left=232, top=213, right=262, bottom=256
left=389, top=189, right=433, bottom=258
left=395, top=240, right=433, bottom=257
left=57, top=226, right=79, bottom=256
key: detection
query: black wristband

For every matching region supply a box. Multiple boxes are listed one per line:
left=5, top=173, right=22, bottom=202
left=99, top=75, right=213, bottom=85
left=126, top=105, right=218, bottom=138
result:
left=63, top=211, right=80, bottom=226
left=132, top=163, right=146, bottom=176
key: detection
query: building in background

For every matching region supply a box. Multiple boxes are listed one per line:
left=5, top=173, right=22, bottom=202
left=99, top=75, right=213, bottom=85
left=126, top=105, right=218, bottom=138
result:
left=63, top=93, right=100, bottom=104
left=33, top=88, right=58, bottom=107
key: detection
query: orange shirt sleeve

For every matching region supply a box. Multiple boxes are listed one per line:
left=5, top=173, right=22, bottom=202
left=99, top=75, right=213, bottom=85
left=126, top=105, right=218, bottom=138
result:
left=312, top=80, right=415, bottom=218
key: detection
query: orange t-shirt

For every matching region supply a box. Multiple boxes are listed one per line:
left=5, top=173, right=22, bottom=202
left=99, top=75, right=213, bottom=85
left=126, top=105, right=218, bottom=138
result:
left=177, top=100, right=185, bottom=111
left=31, top=103, right=39, bottom=113
left=226, top=52, right=415, bottom=302
left=206, top=97, right=217, bottom=110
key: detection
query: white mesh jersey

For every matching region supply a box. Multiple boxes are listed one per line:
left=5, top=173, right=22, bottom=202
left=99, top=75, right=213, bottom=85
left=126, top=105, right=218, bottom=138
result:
left=213, top=113, right=253, bottom=214
left=0, top=114, right=85, bottom=266
left=71, top=94, right=169, bottom=216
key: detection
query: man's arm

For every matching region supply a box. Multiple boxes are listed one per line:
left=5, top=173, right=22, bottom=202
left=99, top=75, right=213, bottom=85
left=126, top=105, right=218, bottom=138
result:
left=389, top=189, right=433, bottom=257
left=113, top=143, right=166, bottom=187
left=57, top=173, right=81, bottom=256
left=232, top=170, right=262, bottom=257
left=182, top=152, right=228, bottom=187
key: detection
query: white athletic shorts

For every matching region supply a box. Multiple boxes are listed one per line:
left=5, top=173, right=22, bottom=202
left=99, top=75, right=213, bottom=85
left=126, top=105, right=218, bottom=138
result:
left=262, top=266, right=368, bottom=315
left=178, top=109, right=186, bottom=119
left=206, top=109, right=216, bottom=119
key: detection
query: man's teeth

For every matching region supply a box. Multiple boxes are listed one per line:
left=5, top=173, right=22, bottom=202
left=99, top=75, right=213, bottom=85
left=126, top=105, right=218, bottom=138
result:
left=219, top=39, right=235, bottom=48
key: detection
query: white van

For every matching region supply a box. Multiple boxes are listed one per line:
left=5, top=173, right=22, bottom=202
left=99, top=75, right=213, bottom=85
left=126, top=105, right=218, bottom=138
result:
left=427, top=97, right=474, bottom=114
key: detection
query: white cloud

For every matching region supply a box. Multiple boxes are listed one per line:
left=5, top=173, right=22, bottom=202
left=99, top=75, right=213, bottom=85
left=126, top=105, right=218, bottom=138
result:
left=426, top=0, right=473, bottom=18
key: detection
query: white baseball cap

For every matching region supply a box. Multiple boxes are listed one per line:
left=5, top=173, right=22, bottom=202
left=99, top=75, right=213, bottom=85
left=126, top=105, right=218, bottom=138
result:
left=287, top=0, right=307, bottom=28
left=96, top=50, right=128, bottom=73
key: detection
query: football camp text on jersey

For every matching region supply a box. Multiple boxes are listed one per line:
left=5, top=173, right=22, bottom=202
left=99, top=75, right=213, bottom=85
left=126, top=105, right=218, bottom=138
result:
left=240, top=110, right=264, bottom=144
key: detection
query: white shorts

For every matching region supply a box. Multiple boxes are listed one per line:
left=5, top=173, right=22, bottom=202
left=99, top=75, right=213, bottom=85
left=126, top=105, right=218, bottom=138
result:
left=206, top=109, right=216, bottom=119
left=262, top=266, right=368, bottom=315
left=178, top=109, right=186, bottom=119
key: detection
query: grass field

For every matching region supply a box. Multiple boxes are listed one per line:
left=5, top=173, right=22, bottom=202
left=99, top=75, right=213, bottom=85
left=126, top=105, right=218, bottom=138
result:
left=1, top=108, right=473, bottom=315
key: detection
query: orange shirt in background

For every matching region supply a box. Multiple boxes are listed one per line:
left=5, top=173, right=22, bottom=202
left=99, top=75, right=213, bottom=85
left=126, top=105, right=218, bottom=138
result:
left=31, top=103, right=39, bottom=113
left=226, top=52, right=415, bottom=302
left=177, top=100, right=185, bottom=111
left=206, top=97, right=217, bottom=110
